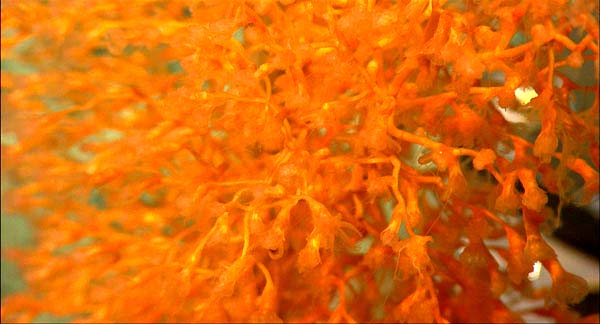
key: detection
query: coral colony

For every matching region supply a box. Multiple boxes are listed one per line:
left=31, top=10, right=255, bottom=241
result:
left=1, top=0, right=598, bottom=322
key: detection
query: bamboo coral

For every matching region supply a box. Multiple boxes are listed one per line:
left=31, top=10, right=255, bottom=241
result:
left=1, top=0, right=599, bottom=322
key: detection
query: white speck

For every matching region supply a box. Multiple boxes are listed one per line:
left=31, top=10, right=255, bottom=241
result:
left=514, top=86, right=538, bottom=105
left=491, top=97, right=528, bottom=124
left=528, top=261, right=542, bottom=281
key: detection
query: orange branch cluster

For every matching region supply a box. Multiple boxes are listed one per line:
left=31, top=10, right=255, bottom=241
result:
left=1, top=0, right=598, bottom=322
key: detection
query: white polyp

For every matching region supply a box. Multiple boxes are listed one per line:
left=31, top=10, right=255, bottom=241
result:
left=514, top=86, right=538, bottom=105
left=527, top=261, right=542, bottom=281
left=491, top=97, right=529, bottom=124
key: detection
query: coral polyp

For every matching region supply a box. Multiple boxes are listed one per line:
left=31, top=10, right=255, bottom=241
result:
left=1, top=0, right=598, bottom=322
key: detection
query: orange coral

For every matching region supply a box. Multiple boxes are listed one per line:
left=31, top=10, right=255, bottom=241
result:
left=1, top=0, right=599, bottom=323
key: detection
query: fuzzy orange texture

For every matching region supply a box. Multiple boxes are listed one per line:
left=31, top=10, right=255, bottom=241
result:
left=1, top=0, right=599, bottom=323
